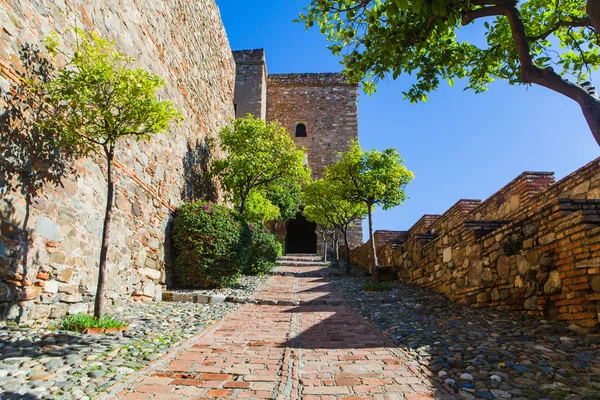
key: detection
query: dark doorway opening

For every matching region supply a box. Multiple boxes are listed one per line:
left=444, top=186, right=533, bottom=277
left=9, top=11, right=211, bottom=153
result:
left=286, top=212, right=317, bottom=254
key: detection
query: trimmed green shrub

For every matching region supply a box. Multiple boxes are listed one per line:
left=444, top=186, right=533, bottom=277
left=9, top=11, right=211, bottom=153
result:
left=244, top=224, right=282, bottom=276
left=172, top=201, right=251, bottom=288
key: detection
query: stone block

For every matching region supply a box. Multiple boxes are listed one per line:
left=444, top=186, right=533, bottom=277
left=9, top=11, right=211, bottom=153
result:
left=68, top=303, right=89, bottom=315
left=544, top=271, right=563, bottom=294
left=477, top=292, right=490, bottom=303
left=497, top=256, right=511, bottom=278
left=61, top=294, right=83, bottom=303
left=491, top=288, right=500, bottom=301
left=44, top=280, right=59, bottom=294
left=516, top=255, right=531, bottom=275
left=196, top=294, right=210, bottom=304
left=592, top=276, right=600, bottom=293
left=18, top=286, right=42, bottom=301
left=57, top=269, right=73, bottom=283
left=36, top=217, right=59, bottom=242
left=143, top=281, right=156, bottom=298
left=210, top=295, right=226, bottom=304
left=154, top=285, right=162, bottom=301
left=139, top=267, right=161, bottom=280
left=524, top=296, right=538, bottom=311
left=443, top=247, right=452, bottom=263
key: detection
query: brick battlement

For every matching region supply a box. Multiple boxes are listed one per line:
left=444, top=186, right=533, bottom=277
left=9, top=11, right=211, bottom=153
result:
left=345, top=157, right=600, bottom=330
left=268, top=73, right=353, bottom=86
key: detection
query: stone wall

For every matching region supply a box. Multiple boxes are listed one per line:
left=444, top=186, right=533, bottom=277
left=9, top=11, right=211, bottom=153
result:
left=0, top=0, right=235, bottom=320
left=345, top=158, right=600, bottom=329
left=233, top=49, right=267, bottom=120
left=267, top=73, right=363, bottom=252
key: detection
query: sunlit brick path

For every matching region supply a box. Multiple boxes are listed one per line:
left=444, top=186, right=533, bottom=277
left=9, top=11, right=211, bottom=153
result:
left=108, top=256, right=450, bottom=399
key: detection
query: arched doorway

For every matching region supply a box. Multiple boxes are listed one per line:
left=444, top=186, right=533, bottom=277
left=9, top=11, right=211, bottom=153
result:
left=286, top=212, right=317, bottom=254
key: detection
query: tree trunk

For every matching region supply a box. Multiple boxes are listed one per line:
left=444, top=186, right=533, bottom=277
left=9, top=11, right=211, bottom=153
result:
left=588, top=0, right=600, bottom=33
left=344, top=230, right=351, bottom=275
left=323, top=238, right=328, bottom=262
left=334, top=233, right=339, bottom=263
left=94, top=145, right=115, bottom=319
left=367, top=203, right=379, bottom=282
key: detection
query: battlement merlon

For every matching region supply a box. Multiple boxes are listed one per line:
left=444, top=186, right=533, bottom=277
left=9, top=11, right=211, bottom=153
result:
left=268, top=73, right=356, bottom=87
left=233, top=49, right=266, bottom=65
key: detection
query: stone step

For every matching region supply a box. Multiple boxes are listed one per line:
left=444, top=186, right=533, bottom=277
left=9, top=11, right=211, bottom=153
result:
left=275, top=260, right=330, bottom=267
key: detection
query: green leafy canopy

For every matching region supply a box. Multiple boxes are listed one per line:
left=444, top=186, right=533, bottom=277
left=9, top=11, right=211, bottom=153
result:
left=303, top=178, right=367, bottom=231
left=43, top=27, right=183, bottom=152
left=299, top=0, right=598, bottom=102
left=211, top=115, right=311, bottom=221
left=325, top=140, right=414, bottom=210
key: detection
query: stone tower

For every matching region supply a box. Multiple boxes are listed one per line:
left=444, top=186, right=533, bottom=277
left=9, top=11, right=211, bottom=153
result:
left=233, top=49, right=363, bottom=255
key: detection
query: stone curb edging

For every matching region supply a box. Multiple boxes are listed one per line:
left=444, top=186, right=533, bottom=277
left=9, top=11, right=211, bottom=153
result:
left=162, top=291, right=406, bottom=307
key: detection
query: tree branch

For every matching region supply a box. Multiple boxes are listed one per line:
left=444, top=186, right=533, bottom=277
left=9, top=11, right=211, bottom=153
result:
left=461, top=5, right=505, bottom=26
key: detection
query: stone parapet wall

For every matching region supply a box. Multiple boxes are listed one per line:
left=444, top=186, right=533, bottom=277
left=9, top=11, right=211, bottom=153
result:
left=0, top=0, right=235, bottom=321
left=345, top=158, right=600, bottom=329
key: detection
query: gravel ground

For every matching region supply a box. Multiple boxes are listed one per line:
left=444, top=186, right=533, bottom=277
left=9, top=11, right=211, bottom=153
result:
left=0, top=301, right=238, bottom=400
left=166, top=274, right=270, bottom=299
left=332, top=277, right=600, bottom=400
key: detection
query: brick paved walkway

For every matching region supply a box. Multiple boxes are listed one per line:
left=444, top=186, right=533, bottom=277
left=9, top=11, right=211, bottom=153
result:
left=108, top=256, right=449, bottom=399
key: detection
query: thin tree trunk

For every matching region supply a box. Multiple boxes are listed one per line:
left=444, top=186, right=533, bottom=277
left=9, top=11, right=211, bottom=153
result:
left=367, top=203, right=379, bottom=282
left=94, top=145, right=115, bottom=319
left=334, top=232, right=339, bottom=263
left=323, top=234, right=328, bottom=262
left=20, top=194, right=31, bottom=280
left=344, top=229, right=351, bottom=275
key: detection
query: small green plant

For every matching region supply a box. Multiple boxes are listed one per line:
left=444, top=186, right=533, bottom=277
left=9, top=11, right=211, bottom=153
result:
left=362, top=282, right=394, bottom=292
left=59, top=313, right=126, bottom=333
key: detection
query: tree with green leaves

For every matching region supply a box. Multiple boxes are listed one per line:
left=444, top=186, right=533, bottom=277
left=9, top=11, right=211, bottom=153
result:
left=44, top=28, right=182, bottom=318
left=211, top=115, right=311, bottom=221
left=300, top=0, right=600, bottom=146
left=325, top=141, right=413, bottom=280
left=303, top=178, right=367, bottom=273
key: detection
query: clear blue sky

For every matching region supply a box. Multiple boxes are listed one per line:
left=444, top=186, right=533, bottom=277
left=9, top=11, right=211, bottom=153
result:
left=216, top=0, right=599, bottom=238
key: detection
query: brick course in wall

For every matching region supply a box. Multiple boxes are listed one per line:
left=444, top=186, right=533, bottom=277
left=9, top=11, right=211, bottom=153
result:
left=345, top=158, right=600, bottom=329
left=0, top=0, right=235, bottom=321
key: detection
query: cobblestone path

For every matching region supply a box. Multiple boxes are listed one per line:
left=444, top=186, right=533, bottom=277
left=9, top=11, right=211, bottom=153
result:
left=108, top=256, right=448, bottom=399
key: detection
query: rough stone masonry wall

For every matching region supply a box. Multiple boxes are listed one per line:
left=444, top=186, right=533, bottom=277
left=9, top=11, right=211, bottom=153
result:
left=347, top=158, right=600, bottom=329
left=0, top=0, right=235, bottom=321
left=267, top=73, right=363, bottom=252
left=233, top=49, right=267, bottom=120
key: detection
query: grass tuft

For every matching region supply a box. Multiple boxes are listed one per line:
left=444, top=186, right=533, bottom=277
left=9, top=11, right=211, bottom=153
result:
left=59, top=313, right=126, bottom=333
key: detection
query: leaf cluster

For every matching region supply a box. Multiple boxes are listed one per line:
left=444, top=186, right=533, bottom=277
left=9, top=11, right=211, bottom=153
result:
left=211, top=115, right=311, bottom=222
left=300, top=0, right=598, bottom=101
left=44, top=28, right=183, bottom=152
left=325, top=140, right=414, bottom=210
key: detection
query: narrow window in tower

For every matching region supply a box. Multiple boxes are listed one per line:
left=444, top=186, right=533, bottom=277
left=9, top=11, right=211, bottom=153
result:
left=295, top=122, right=307, bottom=137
